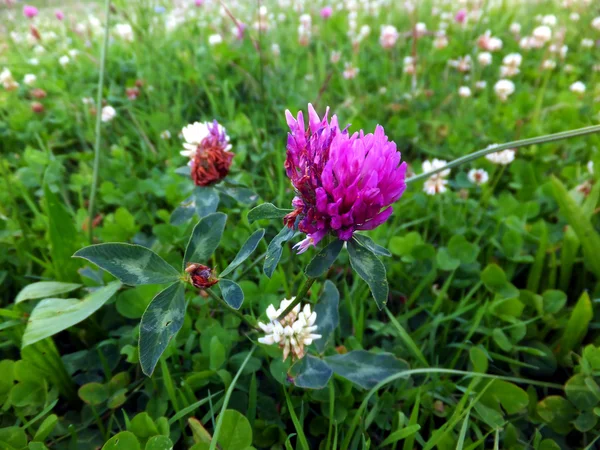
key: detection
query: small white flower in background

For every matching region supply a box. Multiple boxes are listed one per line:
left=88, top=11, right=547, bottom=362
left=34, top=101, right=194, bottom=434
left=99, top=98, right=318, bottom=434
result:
left=404, top=56, right=417, bottom=74
left=343, top=62, right=359, bottom=79
left=588, top=161, right=594, bottom=175
left=1, top=68, right=19, bottom=90
left=415, top=22, right=427, bottom=37
left=208, top=34, right=223, bottom=45
left=58, top=55, right=70, bottom=67
left=475, top=80, right=487, bottom=90
left=532, top=26, right=552, bottom=46
left=570, top=12, right=580, bottom=22
left=542, top=59, right=556, bottom=70
left=433, top=32, right=448, bottom=49
left=379, top=25, right=399, bottom=49
left=542, top=15, right=557, bottom=27
left=477, top=52, right=492, bottom=66
left=101, top=106, right=117, bottom=123
left=114, top=23, right=134, bottom=42
left=592, top=17, right=600, bottom=31
left=23, top=74, right=36, bottom=85
left=82, top=97, right=94, bottom=105
left=299, top=13, right=311, bottom=28
left=582, top=38, right=594, bottom=48
left=510, top=22, right=521, bottom=34
left=500, top=53, right=522, bottom=77
left=271, top=43, right=280, bottom=57
left=570, top=81, right=586, bottom=94
left=478, top=30, right=503, bottom=52
left=494, top=79, right=515, bottom=101
left=68, top=49, right=80, bottom=58
left=330, top=50, right=341, bottom=64
left=180, top=121, right=231, bottom=158
left=34, top=45, right=45, bottom=55
left=449, top=55, right=472, bottom=72
left=422, top=159, right=450, bottom=195
left=29, top=58, right=39, bottom=66
left=486, top=149, right=515, bottom=165
left=458, top=86, right=471, bottom=98
left=559, top=45, right=568, bottom=59
left=258, top=299, right=321, bottom=361
left=160, top=130, right=171, bottom=140
left=468, top=168, right=489, bottom=185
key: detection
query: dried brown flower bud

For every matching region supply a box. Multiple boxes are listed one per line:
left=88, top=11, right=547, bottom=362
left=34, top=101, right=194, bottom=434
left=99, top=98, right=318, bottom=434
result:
left=185, top=263, right=218, bottom=288
left=31, top=101, right=44, bottom=113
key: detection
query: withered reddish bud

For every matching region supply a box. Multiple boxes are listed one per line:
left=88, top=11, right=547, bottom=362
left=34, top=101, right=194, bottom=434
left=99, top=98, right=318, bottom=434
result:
left=30, top=25, right=41, bottom=41
left=126, top=87, right=139, bottom=100
left=135, top=79, right=144, bottom=88
left=31, top=88, right=46, bottom=99
left=31, top=102, right=44, bottom=113
left=191, top=145, right=234, bottom=187
left=185, top=263, right=219, bottom=288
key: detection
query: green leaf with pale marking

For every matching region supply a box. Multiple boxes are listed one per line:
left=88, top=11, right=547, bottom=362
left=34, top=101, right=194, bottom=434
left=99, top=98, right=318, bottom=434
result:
left=15, top=281, right=81, bottom=303
left=313, top=281, right=339, bottom=353
left=183, top=213, right=227, bottom=269
left=22, top=281, right=121, bottom=347
left=194, top=186, right=220, bottom=218
left=145, top=435, right=174, bottom=450
left=305, top=239, right=344, bottom=277
left=139, top=282, right=186, bottom=376
left=291, top=355, right=333, bottom=389
left=263, top=226, right=295, bottom=278
left=218, top=279, right=244, bottom=309
left=248, top=203, right=292, bottom=223
left=170, top=194, right=196, bottom=225
left=347, top=239, right=388, bottom=309
left=325, top=350, right=409, bottom=389
left=74, top=244, right=179, bottom=286
left=551, top=176, right=600, bottom=278
left=102, top=431, right=141, bottom=450
left=220, top=229, right=265, bottom=278
left=353, top=234, right=392, bottom=257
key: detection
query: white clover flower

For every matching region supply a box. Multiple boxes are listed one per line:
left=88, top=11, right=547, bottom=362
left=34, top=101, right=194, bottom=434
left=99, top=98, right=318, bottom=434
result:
left=500, top=53, right=522, bottom=77
left=180, top=121, right=231, bottom=158
left=542, top=59, right=556, bottom=70
left=114, top=23, right=134, bottom=42
left=415, top=22, right=427, bottom=37
left=449, top=55, right=472, bottom=72
left=379, top=25, right=399, bottom=49
left=478, top=30, right=503, bottom=52
left=343, top=62, right=359, bottom=79
left=0, top=68, right=13, bottom=85
left=532, top=26, right=552, bottom=45
left=299, top=13, right=311, bottom=28
left=422, top=159, right=450, bottom=195
left=494, top=79, right=515, bottom=101
left=82, top=97, right=94, bottom=105
left=271, top=43, right=280, bottom=57
left=475, top=80, right=487, bottom=90
left=160, top=130, right=171, bottom=140
left=570, top=81, right=586, bottom=94
left=570, top=12, right=580, bottom=22
left=582, top=38, right=594, bottom=48
left=404, top=56, right=417, bottom=74
left=258, top=299, right=321, bottom=361
left=468, top=168, right=489, bottom=185
left=542, top=15, right=557, bottom=27
left=486, top=149, right=515, bottom=165
left=23, top=74, right=36, bottom=85
left=58, top=55, right=70, bottom=66
left=592, top=17, right=600, bottom=31
left=458, top=86, right=471, bottom=98
left=101, top=105, right=117, bottom=123
left=510, top=22, right=521, bottom=34
left=433, top=32, right=448, bottom=49
left=29, top=58, right=39, bottom=66
left=208, top=34, right=223, bottom=45
left=477, top=52, right=492, bottom=66
left=330, top=50, right=341, bottom=64
left=588, top=160, right=594, bottom=175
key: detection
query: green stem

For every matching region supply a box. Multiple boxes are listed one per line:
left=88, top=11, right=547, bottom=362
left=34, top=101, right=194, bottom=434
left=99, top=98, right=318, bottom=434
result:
left=206, top=288, right=258, bottom=330
left=277, top=277, right=316, bottom=320
left=406, top=125, right=600, bottom=185
left=87, top=0, right=112, bottom=244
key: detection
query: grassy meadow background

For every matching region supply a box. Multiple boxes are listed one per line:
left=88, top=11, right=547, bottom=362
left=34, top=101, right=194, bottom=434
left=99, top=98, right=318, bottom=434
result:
left=1, top=0, right=600, bottom=448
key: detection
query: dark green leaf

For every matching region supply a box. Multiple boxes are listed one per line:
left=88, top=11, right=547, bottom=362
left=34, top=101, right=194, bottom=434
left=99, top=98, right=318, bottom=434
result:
left=22, top=281, right=122, bottom=347
left=263, top=226, right=295, bottom=278
left=305, top=239, right=344, bottom=277
left=347, top=239, right=388, bottom=309
left=325, top=350, right=409, bottom=389
left=220, top=229, right=265, bottom=277
left=313, top=281, right=339, bottom=353
left=216, top=409, right=253, bottom=450
left=194, top=186, right=220, bottom=218
left=74, top=244, right=179, bottom=286
left=15, top=281, right=81, bottom=303
left=353, top=234, right=391, bottom=257
left=218, top=279, right=244, bottom=309
left=216, top=185, right=259, bottom=204
left=248, top=203, right=292, bottom=223
left=183, top=213, right=227, bottom=269
left=559, top=291, right=592, bottom=358
left=78, top=382, right=109, bottom=405
left=102, top=431, right=141, bottom=450
left=145, top=436, right=174, bottom=450
left=139, top=283, right=186, bottom=376
left=291, top=355, right=333, bottom=389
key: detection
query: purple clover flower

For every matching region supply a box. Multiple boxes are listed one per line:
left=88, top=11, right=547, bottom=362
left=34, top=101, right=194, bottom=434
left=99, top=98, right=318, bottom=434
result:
left=284, top=104, right=407, bottom=253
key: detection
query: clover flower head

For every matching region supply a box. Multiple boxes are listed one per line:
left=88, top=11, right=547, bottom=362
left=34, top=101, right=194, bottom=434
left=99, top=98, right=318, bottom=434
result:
left=422, top=159, right=450, bottom=195
left=486, top=149, right=515, bottom=165
left=468, top=168, right=489, bottom=185
left=258, top=299, right=321, bottom=361
left=283, top=104, right=407, bottom=253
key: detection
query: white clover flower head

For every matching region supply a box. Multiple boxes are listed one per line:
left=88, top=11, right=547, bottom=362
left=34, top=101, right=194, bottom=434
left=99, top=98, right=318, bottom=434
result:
left=468, top=168, right=489, bottom=185
left=449, top=55, right=471, bottom=72
left=23, top=74, right=36, bottom=85
left=180, top=121, right=231, bottom=158
left=101, top=105, right=117, bottom=123
left=532, top=25, right=552, bottom=45
left=415, top=22, right=427, bottom=37
left=271, top=43, right=281, bottom=57
left=422, top=159, right=450, bottom=195
left=570, top=12, right=580, bottom=22
left=477, top=52, right=492, bottom=66
left=542, top=15, right=557, bottom=27
left=592, top=17, right=600, bottom=31
left=114, top=23, right=134, bottom=42
left=458, top=86, right=471, bottom=98
left=379, top=25, right=399, bottom=49
left=494, top=79, right=515, bottom=101
left=208, top=34, right=223, bottom=45
left=0, top=68, right=13, bottom=84
left=330, top=50, right=341, bottom=63
left=542, top=59, right=556, bottom=70
left=588, top=160, right=594, bottom=175
left=500, top=53, right=522, bottom=77
left=258, top=299, right=321, bottom=361
left=475, top=80, right=487, bottom=90
left=582, top=38, right=594, bottom=48
left=486, top=149, right=515, bottom=165
left=510, top=22, right=521, bottom=34
left=343, top=62, right=359, bottom=79
left=160, top=130, right=171, bottom=140
left=433, top=33, right=448, bottom=49
left=570, top=81, right=586, bottom=94
left=59, top=55, right=70, bottom=66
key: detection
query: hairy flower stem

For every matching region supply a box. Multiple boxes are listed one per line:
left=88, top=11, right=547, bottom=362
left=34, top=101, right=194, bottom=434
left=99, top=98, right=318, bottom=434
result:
left=277, top=277, right=316, bottom=320
left=406, top=124, right=600, bottom=185
left=87, top=0, right=111, bottom=244
left=206, top=288, right=258, bottom=330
